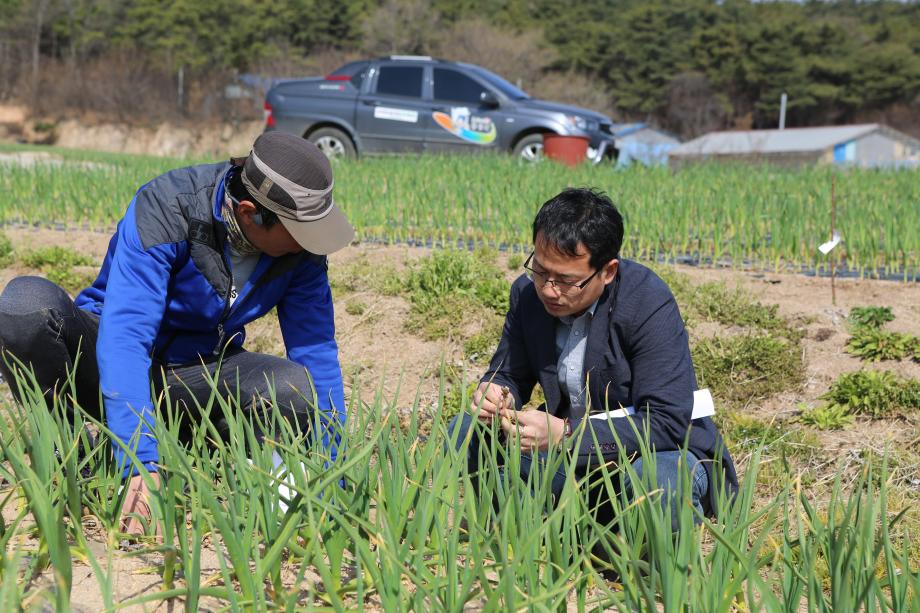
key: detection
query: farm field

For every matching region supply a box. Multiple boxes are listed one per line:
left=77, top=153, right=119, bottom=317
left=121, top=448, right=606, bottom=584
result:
left=1, top=143, right=919, bottom=280
left=0, top=148, right=919, bottom=610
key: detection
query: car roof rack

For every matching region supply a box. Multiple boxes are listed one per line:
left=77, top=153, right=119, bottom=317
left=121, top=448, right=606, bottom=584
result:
left=388, top=55, right=434, bottom=61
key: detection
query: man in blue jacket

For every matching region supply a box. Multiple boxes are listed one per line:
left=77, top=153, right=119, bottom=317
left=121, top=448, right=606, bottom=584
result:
left=450, top=188, right=737, bottom=529
left=0, top=132, right=353, bottom=533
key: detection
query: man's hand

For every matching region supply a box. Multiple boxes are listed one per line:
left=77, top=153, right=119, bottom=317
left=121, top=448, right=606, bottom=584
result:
left=121, top=471, right=161, bottom=537
left=499, top=409, right=566, bottom=453
left=470, top=382, right=514, bottom=423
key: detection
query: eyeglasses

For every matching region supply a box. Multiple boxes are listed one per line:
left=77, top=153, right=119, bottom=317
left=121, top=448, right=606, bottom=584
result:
left=523, top=251, right=600, bottom=294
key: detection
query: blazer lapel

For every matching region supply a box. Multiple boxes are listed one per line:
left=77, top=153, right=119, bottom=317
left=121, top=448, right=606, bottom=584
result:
left=527, top=299, right=560, bottom=414
left=579, top=280, right=617, bottom=418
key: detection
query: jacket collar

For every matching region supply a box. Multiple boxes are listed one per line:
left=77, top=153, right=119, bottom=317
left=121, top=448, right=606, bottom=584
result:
left=586, top=274, right=619, bottom=370
left=212, top=165, right=236, bottom=222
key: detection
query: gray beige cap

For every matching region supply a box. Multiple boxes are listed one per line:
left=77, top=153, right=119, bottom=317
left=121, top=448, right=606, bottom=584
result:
left=240, top=132, right=355, bottom=255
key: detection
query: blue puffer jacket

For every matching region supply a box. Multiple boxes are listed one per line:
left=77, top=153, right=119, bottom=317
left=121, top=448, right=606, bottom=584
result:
left=75, top=161, right=346, bottom=474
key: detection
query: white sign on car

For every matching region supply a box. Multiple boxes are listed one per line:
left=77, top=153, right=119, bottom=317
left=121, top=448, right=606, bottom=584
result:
left=373, top=106, right=419, bottom=123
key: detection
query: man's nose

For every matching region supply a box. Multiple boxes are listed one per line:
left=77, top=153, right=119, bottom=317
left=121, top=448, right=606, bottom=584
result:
left=539, top=280, right=559, bottom=298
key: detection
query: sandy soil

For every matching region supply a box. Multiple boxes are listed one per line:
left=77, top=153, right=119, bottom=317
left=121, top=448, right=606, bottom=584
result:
left=1, top=227, right=919, bottom=609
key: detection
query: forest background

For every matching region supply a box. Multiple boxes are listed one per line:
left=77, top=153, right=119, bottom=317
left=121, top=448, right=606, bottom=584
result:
left=1, top=0, right=919, bottom=140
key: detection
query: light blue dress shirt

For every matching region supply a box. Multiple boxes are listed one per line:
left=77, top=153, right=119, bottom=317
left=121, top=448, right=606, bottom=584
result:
left=555, top=299, right=599, bottom=415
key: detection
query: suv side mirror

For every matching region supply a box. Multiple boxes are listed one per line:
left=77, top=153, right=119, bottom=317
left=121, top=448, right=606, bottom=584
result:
left=480, top=91, right=500, bottom=108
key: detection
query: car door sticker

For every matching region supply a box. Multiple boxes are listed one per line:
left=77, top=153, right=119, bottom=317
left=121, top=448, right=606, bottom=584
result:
left=373, top=106, right=419, bottom=123
left=432, top=107, right=497, bottom=144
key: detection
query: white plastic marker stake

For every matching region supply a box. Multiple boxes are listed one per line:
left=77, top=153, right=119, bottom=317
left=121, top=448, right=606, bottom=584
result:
left=818, top=230, right=841, bottom=255
left=246, top=452, right=302, bottom=515
left=589, top=388, right=716, bottom=421
left=271, top=451, right=308, bottom=515
left=825, top=176, right=839, bottom=306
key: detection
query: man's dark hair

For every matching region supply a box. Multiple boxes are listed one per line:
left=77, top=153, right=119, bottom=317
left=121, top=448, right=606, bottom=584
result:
left=228, top=171, right=279, bottom=228
left=532, top=187, right=624, bottom=269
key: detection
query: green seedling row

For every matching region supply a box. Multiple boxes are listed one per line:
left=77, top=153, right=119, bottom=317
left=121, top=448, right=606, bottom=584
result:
left=0, top=362, right=916, bottom=610
left=1, top=144, right=918, bottom=278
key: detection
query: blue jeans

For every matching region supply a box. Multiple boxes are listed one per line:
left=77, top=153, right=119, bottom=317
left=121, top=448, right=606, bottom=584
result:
left=447, top=412, right=709, bottom=531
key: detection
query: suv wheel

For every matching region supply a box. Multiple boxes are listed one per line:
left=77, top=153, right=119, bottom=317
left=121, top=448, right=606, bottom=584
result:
left=512, top=134, right=545, bottom=162
left=308, top=127, right=356, bottom=160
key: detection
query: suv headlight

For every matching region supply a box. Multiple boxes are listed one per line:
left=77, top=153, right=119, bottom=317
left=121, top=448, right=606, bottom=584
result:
left=564, top=115, right=597, bottom=132
left=564, top=115, right=587, bottom=131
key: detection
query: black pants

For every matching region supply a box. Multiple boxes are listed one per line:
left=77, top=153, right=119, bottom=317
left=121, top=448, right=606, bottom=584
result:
left=0, top=276, right=317, bottom=443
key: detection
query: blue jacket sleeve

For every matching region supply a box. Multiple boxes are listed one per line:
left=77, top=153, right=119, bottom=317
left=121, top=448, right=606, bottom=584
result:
left=277, top=258, right=346, bottom=461
left=97, top=198, right=175, bottom=476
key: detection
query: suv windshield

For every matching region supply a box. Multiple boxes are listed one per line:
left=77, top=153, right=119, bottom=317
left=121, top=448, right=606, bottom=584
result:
left=330, top=60, right=370, bottom=89
left=463, top=65, right=529, bottom=101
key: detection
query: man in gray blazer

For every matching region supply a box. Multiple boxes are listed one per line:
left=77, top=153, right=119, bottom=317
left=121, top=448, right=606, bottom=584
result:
left=450, top=188, right=737, bottom=528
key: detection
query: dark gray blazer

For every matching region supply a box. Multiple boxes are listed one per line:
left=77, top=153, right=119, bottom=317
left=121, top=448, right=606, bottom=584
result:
left=483, top=259, right=738, bottom=510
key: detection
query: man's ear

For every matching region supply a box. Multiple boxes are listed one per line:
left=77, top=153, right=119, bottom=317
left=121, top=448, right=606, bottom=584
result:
left=602, top=259, right=619, bottom=285
left=234, top=200, right=259, bottom=228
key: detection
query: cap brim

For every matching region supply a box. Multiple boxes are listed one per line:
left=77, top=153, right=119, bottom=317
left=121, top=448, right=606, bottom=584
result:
left=278, top=201, right=355, bottom=255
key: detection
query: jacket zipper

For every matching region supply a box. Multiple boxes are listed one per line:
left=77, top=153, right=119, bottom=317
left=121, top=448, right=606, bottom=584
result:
left=213, top=256, right=277, bottom=355
left=212, top=234, right=304, bottom=356
left=213, top=293, right=233, bottom=355
left=214, top=242, right=235, bottom=355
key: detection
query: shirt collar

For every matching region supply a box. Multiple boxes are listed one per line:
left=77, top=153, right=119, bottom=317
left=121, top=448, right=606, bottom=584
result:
left=559, top=298, right=600, bottom=325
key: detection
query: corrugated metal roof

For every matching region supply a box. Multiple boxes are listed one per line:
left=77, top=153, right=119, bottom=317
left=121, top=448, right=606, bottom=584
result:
left=670, top=124, right=882, bottom=156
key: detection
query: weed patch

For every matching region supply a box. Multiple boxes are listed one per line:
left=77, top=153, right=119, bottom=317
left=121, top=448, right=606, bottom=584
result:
left=848, top=306, right=895, bottom=329
left=404, top=249, right=508, bottom=341
left=329, top=253, right=402, bottom=297
left=647, top=265, right=802, bottom=340
left=858, top=447, right=920, bottom=490
left=344, top=300, right=367, bottom=316
left=440, top=364, right=478, bottom=426
left=18, top=246, right=96, bottom=294
left=20, top=246, right=93, bottom=269
left=820, top=370, right=920, bottom=418
left=846, top=327, right=917, bottom=361
left=0, top=232, right=12, bottom=267
left=693, top=334, right=804, bottom=407
left=463, top=315, right=504, bottom=365
left=692, top=282, right=798, bottom=338
left=45, top=267, right=96, bottom=295
left=844, top=306, right=918, bottom=362
left=799, top=402, right=855, bottom=430
left=719, top=412, right=819, bottom=460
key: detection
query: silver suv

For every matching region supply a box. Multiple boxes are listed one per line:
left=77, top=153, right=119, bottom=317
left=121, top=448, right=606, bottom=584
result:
left=264, top=56, right=617, bottom=162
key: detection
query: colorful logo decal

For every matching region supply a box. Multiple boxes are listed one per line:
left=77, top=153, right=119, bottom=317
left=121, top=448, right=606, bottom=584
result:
left=432, top=107, right=497, bottom=145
